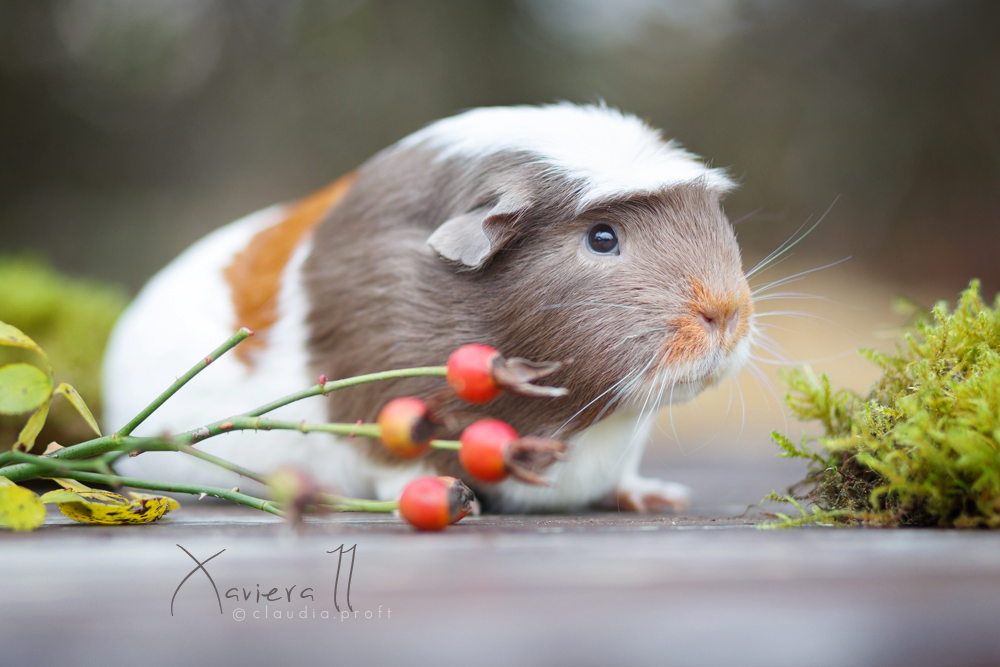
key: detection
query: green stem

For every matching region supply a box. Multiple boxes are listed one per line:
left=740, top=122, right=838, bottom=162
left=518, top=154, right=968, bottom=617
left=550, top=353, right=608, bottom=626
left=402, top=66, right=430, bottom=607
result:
left=245, top=366, right=447, bottom=418
left=43, top=470, right=285, bottom=517
left=0, top=367, right=449, bottom=483
left=176, top=444, right=270, bottom=485
left=230, top=419, right=460, bottom=450
left=116, top=328, right=252, bottom=437
left=240, top=418, right=382, bottom=438
left=430, top=439, right=461, bottom=451
left=4, top=450, right=119, bottom=472
left=319, top=493, right=398, bottom=513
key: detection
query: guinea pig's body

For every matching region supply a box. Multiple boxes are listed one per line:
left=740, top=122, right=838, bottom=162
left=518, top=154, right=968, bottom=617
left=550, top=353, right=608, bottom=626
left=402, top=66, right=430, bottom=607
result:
left=103, top=103, right=753, bottom=512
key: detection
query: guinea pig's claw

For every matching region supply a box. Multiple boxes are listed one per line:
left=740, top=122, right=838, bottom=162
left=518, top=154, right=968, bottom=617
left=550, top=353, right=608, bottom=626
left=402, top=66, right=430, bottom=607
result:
left=492, top=357, right=571, bottom=398
left=606, top=478, right=691, bottom=513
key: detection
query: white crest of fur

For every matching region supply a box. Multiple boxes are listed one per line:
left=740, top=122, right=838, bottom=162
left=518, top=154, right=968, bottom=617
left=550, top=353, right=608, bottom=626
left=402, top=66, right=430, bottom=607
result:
left=398, top=103, right=735, bottom=206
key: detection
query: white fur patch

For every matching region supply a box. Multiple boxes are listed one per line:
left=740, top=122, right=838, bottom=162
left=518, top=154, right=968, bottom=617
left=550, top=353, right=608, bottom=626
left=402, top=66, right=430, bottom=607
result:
left=398, top=103, right=735, bottom=207
left=102, top=208, right=372, bottom=497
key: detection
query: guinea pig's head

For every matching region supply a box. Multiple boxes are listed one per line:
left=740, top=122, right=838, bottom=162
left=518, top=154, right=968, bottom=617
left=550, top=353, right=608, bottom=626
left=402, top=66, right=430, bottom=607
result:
left=405, top=104, right=754, bottom=431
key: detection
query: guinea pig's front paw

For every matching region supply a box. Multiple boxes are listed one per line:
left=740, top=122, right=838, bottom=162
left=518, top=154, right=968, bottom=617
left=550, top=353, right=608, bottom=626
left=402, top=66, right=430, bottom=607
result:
left=604, top=476, right=691, bottom=513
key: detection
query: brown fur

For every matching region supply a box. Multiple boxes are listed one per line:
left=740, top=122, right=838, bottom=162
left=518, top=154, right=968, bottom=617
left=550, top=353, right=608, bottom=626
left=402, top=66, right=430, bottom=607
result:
left=225, top=172, right=356, bottom=363
left=302, top=146, right=749, bottom=506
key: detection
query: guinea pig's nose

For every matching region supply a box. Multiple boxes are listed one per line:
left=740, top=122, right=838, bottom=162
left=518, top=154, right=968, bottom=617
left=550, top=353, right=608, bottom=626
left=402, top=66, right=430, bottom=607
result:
left=697, top=308, right=737, bottom=337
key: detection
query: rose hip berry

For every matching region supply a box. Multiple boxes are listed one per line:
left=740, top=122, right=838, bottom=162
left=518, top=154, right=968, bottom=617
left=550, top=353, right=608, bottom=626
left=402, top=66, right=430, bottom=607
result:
left=377, top=397, right=435, bottom=458
left=459, top=418, right=518, bottom=482
left=398, top=476, right=475, bottom=531
left=447, top=344, right=571, bottom=403
left=459, top=418, right=569, bottom=485
left=447, top=344, right=502, bottom=403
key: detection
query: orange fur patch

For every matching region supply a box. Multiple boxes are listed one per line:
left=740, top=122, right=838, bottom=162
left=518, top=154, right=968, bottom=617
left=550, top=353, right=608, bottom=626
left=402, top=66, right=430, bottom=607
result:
left=225, top=172, right=357, bottom=364
left=664, top=279, right=752, bottom=365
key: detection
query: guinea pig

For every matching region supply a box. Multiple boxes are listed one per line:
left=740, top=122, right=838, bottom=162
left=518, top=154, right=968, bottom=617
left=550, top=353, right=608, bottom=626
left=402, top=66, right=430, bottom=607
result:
left=102, top=103, right=753, bottom=513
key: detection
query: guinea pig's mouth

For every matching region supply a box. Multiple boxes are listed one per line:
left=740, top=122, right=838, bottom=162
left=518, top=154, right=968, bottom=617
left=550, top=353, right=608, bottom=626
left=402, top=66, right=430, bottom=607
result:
left=654, top=334, right=753, bottom=394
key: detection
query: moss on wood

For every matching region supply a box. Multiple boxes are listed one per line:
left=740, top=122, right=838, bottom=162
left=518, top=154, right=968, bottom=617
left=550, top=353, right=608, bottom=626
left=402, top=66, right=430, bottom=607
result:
left=769, top=281, right=1000, bottom=528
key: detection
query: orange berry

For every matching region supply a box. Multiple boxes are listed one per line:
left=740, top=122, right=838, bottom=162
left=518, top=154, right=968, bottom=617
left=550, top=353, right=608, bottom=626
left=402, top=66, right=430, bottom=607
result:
left=447, top=344, right=502, bottom=403
left=377, top=397, right=434, bottom=458
left=459, top=418, right=518, bottom=482
left=398, top=476, right=475, bottom=531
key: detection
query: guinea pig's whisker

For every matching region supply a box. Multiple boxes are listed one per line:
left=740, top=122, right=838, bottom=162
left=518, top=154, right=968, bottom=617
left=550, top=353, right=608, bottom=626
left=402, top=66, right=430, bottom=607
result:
left=751, top=256, right=852, bottom=297
left=744, top=359, right=779, bottom=413
left=666, top=377, right=681, bottom=447
left=609, top=353, right=660, bottom=414
left=744, top=210, right=823, bottom=278
left=554, top=350, right=658, bottom=438
left=751, top=321, right=796, bottom=334
left=624, top=357, right=670, bottom=450
left=631, top=367, right=662, bottom=439
left=750, top=322, right=857, bottom=368
left=610, top=366, right=668, bottom=474
left=744, top=197, right=838, bottom=280
left=551, top=367, right=641, bottom=438
left=674, top=377, right=741, bottom=457
left=734, top=374, right=747, bottom=444
left=756, top=361, right=787, bottom=430
left=753, top=310, right=860, bottom=336
left=751, top=331, right=794, bottom=363
left=750, top=350, right=857, bottom=366
left=751, top=291, right=832, bottom=303
left=612, top=327, right=667, bottom=349
left=741, top=360, right=769, bottom=410
left=748, top=251, right=795, bottom=285
left=725, top=373, right=736, bottom=422
left=729, top=207, right=764, bottom=226
left=535, top=301, right=654, bottom=314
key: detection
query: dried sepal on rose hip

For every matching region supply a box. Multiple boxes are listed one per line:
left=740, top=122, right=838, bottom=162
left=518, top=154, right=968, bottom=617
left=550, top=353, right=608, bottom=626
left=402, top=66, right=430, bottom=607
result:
left=376, top=396, right=437, bottom=458
left=446, top=344, right=570, bottom=403
left=398, top=476, right=475, bottom=531
left=458, top=418, right=568, bottom=485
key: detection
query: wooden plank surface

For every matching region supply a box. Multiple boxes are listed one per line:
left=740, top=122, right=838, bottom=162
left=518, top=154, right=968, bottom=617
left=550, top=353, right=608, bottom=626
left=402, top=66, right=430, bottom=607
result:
left=3, top=460, right=999, bottom=667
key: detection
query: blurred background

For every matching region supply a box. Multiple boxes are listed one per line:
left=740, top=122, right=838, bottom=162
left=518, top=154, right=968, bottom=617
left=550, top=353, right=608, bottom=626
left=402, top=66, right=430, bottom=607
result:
left=0, top=0, right=997, bottom=459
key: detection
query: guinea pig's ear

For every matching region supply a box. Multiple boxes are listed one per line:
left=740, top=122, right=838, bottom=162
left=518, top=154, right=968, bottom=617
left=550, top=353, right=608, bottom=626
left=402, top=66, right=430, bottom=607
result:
left=427, top=194, right=529, bottom=270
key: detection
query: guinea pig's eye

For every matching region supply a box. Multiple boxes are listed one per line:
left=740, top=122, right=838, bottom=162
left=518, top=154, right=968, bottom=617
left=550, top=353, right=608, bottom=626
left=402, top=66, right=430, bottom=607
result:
left=586, top=223, right=620, bottom=255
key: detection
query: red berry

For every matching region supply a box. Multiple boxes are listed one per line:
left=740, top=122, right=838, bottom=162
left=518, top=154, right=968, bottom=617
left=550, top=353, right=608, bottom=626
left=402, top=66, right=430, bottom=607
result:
left=398, top=476, right=475, bottom=531
left=377, top=397, right=434, bottom=458
left=447, top=344, right=501, bottom=403
left=459, top=418, right=518, bottom=482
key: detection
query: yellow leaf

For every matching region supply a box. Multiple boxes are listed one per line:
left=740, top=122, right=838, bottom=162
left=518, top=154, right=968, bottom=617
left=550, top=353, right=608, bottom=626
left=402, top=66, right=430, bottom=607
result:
left=129, top=491, right=181, bottom=512
left=0, top=363, right=53, bottom=415
left=0, top=484, right=46, bottom=531
left=54, top=383, right=102, bottom=437
left=0, top=321, right=49, bottom=368
left=16, top=399, right=51, bottom=450
left=41, top=483, right=180, bottom=525
left=38, top=489, right=87, bottom=504
left=52, top=477, right=95, bottom=493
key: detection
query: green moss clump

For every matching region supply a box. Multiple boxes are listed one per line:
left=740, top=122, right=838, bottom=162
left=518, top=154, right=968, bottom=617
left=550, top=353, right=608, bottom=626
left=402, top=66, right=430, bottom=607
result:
left=769, top=280, right=1000, bottom=528
left=0, top=257, right=128, bottom=448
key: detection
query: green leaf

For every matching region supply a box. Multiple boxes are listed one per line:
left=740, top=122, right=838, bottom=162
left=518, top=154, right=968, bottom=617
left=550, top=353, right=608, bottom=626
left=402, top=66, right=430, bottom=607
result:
left=54, top=383, right=102, bottom=437
left=0, top=484, right=46, bottom=531
left=0, top=320, right=50, bottom=369
left=16, top=399, right=51, bottom=450
left=0, top=363, right=54, bottom=415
